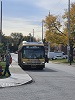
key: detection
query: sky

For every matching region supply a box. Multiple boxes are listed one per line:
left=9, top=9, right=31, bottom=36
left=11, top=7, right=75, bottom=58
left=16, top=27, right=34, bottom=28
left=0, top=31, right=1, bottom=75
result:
left=0, top=0, right=75, bottom=39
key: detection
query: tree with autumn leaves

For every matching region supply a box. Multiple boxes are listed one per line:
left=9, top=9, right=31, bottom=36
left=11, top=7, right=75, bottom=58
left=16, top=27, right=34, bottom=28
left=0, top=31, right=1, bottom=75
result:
left=63, top=2, right=75, bottom=60
left=44, top=2, right=75, bottom=60
left=44, top=13, right=68, bottom=46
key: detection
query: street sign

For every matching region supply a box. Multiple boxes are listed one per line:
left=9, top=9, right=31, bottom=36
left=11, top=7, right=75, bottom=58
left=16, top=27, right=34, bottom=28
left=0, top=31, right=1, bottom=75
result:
left=67, top=46, right=70, bottom=50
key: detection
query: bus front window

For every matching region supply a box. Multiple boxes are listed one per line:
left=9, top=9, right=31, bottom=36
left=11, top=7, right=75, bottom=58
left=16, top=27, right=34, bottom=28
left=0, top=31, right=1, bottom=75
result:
left=23, top=49, right=44, bottom=59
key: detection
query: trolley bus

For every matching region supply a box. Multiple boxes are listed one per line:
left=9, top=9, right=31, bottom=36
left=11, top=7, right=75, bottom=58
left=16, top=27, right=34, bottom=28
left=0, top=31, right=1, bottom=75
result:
left=18, top=41, right=45, bottom=69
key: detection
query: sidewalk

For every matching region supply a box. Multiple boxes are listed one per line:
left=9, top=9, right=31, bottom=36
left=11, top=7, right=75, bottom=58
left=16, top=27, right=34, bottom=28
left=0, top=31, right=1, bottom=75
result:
left=0, top=61, right=32, bottom=88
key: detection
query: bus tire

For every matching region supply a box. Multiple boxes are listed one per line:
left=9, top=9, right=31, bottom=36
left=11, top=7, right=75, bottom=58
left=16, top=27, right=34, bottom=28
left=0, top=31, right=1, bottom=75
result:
left=39, top=65, right=45, bottom=70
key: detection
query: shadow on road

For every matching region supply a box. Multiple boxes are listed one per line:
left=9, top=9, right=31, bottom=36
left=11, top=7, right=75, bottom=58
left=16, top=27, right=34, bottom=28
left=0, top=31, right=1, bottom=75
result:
left=23, top=67, right=58, bottom=72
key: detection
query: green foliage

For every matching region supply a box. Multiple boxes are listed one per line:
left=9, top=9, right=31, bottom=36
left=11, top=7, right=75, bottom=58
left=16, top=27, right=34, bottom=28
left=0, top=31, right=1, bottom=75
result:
left=10, top=32, right=23, bottom=39
left=1, top=33, right=37, bottom=52
left=0, top=43, right=3, bottom=53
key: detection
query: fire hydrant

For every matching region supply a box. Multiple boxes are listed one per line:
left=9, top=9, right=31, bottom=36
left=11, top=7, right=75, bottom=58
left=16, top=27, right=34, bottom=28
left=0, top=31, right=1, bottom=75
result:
left=0, top=66, right=3, bottom=76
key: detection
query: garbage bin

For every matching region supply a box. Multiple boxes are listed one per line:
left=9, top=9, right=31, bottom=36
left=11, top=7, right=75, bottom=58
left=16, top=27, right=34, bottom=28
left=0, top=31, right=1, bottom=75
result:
left=0, top=66, right=3, bottom=76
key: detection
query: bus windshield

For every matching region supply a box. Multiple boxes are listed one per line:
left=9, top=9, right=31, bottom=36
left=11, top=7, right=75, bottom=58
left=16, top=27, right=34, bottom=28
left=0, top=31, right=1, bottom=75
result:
left=22, top=46, right=45, bottom=59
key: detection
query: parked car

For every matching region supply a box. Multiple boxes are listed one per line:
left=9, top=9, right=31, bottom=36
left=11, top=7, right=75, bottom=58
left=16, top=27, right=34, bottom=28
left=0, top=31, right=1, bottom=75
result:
left=62, top=52, right=68, bottom=59
left=48, top=51, right=68, bottom=59
left=52, top=55, right=63, bottom=60
left=62, top=55, right=68, bottom=59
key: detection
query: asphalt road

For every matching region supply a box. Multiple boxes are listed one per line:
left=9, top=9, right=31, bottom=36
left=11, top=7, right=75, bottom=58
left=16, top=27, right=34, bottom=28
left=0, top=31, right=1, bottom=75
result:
left=0, top=53, right=75, bottom=100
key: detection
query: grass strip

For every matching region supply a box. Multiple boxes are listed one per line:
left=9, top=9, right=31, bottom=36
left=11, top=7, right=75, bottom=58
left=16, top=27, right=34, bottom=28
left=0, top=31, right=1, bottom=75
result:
left=50, top=58, right=75, bottom=64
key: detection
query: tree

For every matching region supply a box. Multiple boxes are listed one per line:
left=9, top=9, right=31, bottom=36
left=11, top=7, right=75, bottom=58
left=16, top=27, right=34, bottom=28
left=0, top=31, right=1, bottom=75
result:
left=10, top=32, right=23, bottom=39
left=23, top=35, right=37, bottom=42
left=63, top=2, right=75, bottom=61
left=0, top=43, right=3, bottom=54
left=44, top=13, right=68, bottom=51
left=10, top=33, right=23, bottom=51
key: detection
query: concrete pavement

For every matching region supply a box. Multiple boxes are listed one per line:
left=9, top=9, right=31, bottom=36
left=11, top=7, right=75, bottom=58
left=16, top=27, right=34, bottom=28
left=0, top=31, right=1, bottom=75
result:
left=0, top=59, right=74, bottom=88
left=0, top=61, right=32, bottom=88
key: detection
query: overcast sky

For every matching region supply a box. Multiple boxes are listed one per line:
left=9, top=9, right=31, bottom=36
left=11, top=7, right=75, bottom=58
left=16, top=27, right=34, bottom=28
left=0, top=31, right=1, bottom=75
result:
left=0, top=0, right=75, bottom=39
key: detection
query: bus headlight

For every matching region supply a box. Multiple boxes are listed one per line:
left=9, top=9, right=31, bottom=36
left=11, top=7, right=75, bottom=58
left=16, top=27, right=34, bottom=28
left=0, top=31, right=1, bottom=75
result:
left=41, top=62, right=44, bottom=64
left=22, top=62, right=26, bottom=64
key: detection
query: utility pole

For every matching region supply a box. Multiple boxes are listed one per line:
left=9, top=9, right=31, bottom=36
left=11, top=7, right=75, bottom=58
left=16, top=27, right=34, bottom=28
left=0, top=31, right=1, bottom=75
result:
left=67, top=0, right=70, bottom=61
left=29, top=33, right=31, bottom=42
left=48, top=11, right=50, bottom=52
left=33, top=29, right=34, bottom=42
left=42, top=20, right=43, bottom=42
left=49, top=11, right=50, bottom=31
left=0, top=1, right=2, bottom=43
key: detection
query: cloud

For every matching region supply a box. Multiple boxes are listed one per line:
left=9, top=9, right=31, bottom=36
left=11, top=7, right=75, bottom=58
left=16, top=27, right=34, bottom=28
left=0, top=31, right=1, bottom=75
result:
left=3, top=17, right=43, bottom=39
left=33, top=0, right=75, bottom=15
left=34, top=0, right=67, bottom=15
left=2, top=0, right=75, bottom=40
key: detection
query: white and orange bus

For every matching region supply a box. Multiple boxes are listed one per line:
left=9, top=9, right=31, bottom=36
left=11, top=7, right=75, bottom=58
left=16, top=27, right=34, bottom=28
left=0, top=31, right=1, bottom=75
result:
left=18, top=41, right=45, bottom=69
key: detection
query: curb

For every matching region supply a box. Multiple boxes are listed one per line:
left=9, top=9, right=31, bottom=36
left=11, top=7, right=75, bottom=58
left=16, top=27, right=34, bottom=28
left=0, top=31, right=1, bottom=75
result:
left=0, top=73, right=33, bottom=88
